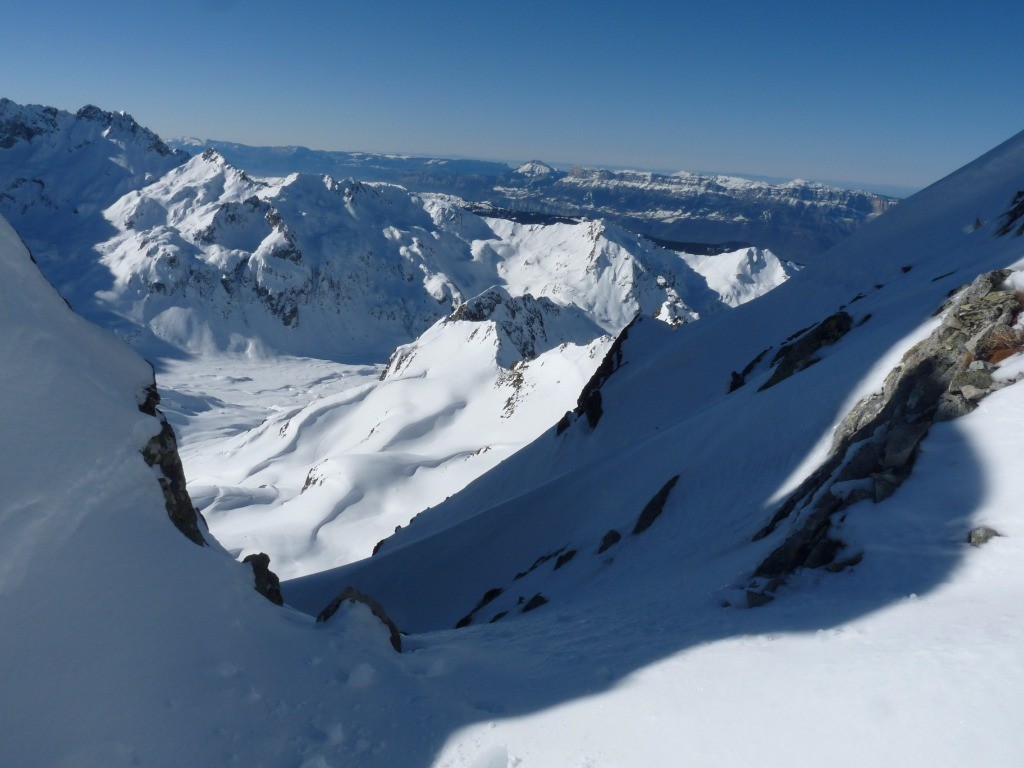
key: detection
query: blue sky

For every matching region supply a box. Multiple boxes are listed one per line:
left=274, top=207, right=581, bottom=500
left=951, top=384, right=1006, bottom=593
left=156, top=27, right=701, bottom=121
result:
left=2, top=1, right=1021, bottom=195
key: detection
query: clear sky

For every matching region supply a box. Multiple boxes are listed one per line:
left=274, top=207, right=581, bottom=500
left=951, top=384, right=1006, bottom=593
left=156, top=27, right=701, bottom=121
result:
left=2, top=1, right=1021, bottom=195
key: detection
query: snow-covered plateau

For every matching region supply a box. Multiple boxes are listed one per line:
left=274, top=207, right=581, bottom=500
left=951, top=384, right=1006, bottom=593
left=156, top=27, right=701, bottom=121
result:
left=2, top=97, right=1024, bottom=767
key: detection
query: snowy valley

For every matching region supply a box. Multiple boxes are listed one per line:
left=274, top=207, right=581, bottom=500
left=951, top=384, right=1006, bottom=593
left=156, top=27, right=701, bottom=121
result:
left=2, top=96, right=1024, bottom=767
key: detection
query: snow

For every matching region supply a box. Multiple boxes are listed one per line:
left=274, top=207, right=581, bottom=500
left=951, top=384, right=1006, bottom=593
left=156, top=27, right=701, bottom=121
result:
left=5, top=96, right=1024, bottom=766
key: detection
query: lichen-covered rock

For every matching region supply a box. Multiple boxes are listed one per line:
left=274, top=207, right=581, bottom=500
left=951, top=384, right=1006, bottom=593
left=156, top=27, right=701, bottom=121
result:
left=752, top=270, right=1022, bottom=583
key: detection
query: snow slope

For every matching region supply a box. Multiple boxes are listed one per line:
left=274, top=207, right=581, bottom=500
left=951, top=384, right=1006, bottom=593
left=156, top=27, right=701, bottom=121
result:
left=0, top=213, right=415, bottom=766
left=162, top=289, right=611, bottom=579
left=285, top=131, right=1024, bottom=764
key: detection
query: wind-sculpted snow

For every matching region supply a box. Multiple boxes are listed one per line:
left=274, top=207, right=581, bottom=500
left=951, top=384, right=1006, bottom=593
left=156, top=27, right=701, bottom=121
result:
left=161, top=290, right=612, bottom=579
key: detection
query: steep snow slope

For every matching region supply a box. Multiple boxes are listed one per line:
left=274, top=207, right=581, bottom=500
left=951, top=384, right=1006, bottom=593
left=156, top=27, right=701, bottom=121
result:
left=6, top=124, right=1024, bottom=766
left=285, top=131, right=1024, bottom=765
left=0, top=99, right=187, bottom=312
left=0, top=213, right=414, bottom=766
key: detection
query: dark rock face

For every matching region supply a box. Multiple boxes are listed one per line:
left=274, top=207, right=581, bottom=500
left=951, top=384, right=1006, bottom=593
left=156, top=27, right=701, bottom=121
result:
left=565, top=318, right=634, bottom=431
left=242, top=553, right=284, bottom=606
left=759, top=311, right=853, bottom=391
left=632, top=475, right=681, bottom=535
left=728, top=346, right=772, bottom=392
left=751, top=271, right=1023, bottom=588
left=137, top=382, right=206, bottom=547
left=553, top=549, right=577, bottom=570
left=455, top=587, right=505, bottom=629
left=597, top=530, right=622, bottom=554
left=316, top=586, right=402, bottom=652
left=996, top=190, right=1024, bottom=237
left=522, top=593, right=549, bottom=613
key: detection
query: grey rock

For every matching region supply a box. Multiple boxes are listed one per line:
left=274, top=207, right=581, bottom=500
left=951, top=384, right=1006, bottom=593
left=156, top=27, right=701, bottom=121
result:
left=522, top=593, right=549, bottom=613
left=968, top=526, right=1001, bottom=547
left=597, top=529, right=622, bottom=554
left=753, top=270, right=1022, bottom=580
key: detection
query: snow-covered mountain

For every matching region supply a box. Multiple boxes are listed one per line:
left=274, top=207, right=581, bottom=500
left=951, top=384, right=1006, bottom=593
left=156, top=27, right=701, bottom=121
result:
left=0, top=99, right=187, bottom=311
left=9, top=98, right=1024, bottom=767
left=95, top=149, right=793, bottom=360
left=173, top=136, right=897, bottom=261
left=280, top=130, right=1024, bottom=763
left=165, top=288, right=611, bottom=579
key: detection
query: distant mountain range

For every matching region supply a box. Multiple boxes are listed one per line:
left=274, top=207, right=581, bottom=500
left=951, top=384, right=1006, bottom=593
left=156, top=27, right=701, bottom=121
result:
left=170, top=137, right=897, bottom=263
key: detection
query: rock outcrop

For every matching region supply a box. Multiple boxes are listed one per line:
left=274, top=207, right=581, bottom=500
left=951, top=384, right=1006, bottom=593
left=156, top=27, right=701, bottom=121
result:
left=758, top=311, right=852, bottom=391
left=242, top=552, right=284, bottom=606
left=749, top=270, right=1023, bottom=594
left=137, top=382, right=206, bottom=547
left=316, top=586, right=403, bottom=652
left=558, top=317, right=635, bottom=433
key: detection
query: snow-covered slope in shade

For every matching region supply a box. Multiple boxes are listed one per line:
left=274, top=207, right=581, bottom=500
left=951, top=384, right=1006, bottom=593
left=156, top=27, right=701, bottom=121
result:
left=0, top=99, right=187, bottom=310
left=0, top=212, right=431, bottom=766
left=285, top=131, right=1024, bottom=765
left=96, top=151, right=789, bottom=359
left=162, top=287, right=610, bottom=579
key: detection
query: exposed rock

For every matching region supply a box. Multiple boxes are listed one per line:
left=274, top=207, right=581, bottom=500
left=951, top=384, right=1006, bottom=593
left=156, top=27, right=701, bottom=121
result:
left=522, top=593, right=549, bottom=613
left=632, top=475, right=681, bottom=535
left=316, top=586, right=402, bottom=653
left=553, top=549, right=577, bottom=570
left=746, top=590, right=774, bottom=608
left=996, top=190, right=1024, bottom=237
left=729, top=345, right=772, bottom=392
left=455, top=586, right=505, bottom=628
left=753, top=270, right=1022, bottom=581
left=597, top=529, right=622, bottom=554
left=568, top=318, right=634, bottom=431
left=242, top=553, right=284, bottom=606
left=137, top=382, right=206, bottom=547
left=968, top=526, right=1001, bottom=547
left=759, top=311, right=853, bottom=391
